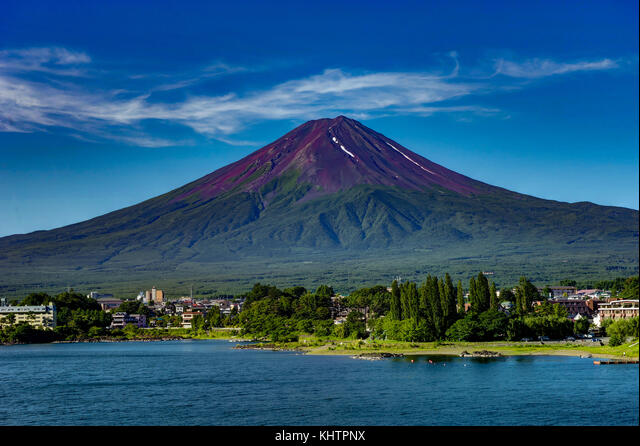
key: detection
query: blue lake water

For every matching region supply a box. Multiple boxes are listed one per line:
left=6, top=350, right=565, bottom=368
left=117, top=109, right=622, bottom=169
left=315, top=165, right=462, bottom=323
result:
left=0, top=340, right=637, bottom=426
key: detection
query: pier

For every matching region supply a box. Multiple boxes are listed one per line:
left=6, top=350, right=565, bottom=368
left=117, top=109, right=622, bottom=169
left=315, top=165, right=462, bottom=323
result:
left=593, top=360, right=639, bottom=365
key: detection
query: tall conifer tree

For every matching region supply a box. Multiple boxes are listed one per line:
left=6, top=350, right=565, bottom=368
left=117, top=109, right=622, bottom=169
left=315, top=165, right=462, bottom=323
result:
left=490, top=282, right=498, bottom=309
left=420, top=275, right=431, bottom=314
left=443, top=273, right=456, bottom=326
left=476, top=272, right=490, bottom=312
left=401, top=282, right=419, bottom=320
left=469, top=276, right=478, bottom=312
left=438, top=278, right=447, bottom=320
left=517, top=276, right=539, bottom=313
left=428, top=276, right=444, bottom=338
left=390, top=280, right=402, bottom=320
left=457, top=280, right=465, bottom=314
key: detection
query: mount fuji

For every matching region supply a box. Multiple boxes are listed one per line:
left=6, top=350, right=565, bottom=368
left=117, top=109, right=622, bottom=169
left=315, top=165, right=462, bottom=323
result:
left=0, top=116, right=637, bottom=292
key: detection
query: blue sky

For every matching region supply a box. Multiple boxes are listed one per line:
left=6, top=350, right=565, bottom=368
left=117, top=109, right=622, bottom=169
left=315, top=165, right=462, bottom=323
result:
left=1, top=0, right=638, bottom=237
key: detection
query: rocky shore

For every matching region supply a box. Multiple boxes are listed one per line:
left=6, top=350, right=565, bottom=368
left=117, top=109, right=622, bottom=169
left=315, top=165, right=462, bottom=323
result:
left=1, top=336, right=186, bottom=346
left=233, top=343, right=303, bottom=352
left=52, top=336, right=185, bottom=343
left=352, top=352, right=405, bottom=360
left=459, top=350, right=503, bottom=358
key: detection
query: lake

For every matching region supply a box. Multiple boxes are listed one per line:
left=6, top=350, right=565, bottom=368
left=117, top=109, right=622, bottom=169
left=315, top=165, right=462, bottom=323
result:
left=0, top=340, right=637, bottom=425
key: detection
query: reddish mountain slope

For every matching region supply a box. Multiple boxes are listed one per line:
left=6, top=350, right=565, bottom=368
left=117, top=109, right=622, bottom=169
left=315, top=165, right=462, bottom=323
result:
left=174, top=116, right=484, bottom=202
left=0, top=116, right=637, bottom=280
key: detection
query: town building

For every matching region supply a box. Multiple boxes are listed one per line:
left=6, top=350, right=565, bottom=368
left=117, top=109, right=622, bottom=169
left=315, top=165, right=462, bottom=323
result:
left=539, top=286, right=578, bottom=298
left=329, top=296, right=349, bottom=322
left=110, top=312, right=147, bottom=329
left=88, top=292, right=114, bottom=300
left=181, top=311, right=203, bottom=329
left=576, top=289, right=603, bottom=298
left=498, top=301, right=513, bottom=315
left=96, top=297, right=123, bottom=312
left=0, top=301, right=57, bottom=329
left=594, top=300, right=639, bottom=326
left=585, top=298, right=605, bottom=314
left=145, top=287, right=164, bottom=305
left=548, top=298, right=593, bottom=320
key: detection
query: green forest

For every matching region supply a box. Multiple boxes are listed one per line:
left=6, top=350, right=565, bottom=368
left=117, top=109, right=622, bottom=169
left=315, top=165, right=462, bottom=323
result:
left=237, top=274, right=639, bottom=343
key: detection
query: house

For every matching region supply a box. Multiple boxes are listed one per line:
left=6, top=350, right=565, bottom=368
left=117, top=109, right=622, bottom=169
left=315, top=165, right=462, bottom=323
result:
left=497, top=301, right=512, bottom=316
left=330, top=296, right=349, bottom=320
left=181, top=311, right=203, bottom=329
left=175, top=304, right=189, bottom=314
left=333, top=316, right=347, bottom=325
left=576, top=289, right=602, bottom=298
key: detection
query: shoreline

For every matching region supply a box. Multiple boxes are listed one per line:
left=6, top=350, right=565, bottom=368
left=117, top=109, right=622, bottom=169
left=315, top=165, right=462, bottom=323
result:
left=238, top=338, right=640, bottom=360
left=1, top=330, right=251, bottom=346
left=308, top=348, right=625, bottom=360
left=4, top=336, right=638, bottom=360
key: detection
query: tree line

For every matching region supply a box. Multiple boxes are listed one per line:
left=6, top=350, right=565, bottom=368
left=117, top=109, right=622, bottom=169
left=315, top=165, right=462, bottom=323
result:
left=236, top=272, right=614, bottom=343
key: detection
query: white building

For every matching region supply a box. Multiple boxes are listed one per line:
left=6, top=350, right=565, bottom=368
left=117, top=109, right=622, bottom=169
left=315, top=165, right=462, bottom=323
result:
left=0, top=302, right=57, bottom=329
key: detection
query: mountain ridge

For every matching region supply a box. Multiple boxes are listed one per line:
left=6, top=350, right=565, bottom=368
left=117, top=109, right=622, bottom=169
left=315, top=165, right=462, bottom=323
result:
left=0, top=116, right=637, bottom=291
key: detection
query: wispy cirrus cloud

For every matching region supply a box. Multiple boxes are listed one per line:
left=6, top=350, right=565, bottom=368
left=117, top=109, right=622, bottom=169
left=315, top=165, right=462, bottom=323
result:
left=493, top=57, right=617, bottom=78
left=0, top=47, right=624, bottom=147
left=0, top=47, right=91, bottom=77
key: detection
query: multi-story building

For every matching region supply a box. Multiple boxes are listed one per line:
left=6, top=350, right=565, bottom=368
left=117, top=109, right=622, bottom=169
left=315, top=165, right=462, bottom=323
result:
left=540, top=286, right=578, bottom=298
left=595, top=300, right=639, bottom=326
left=110, top=312, right=147, bottom=329
left=548, top=298, right=593, bottom=320
left=154, top=289, right=164, bottom=304
left=585, top=298, right=605, bottom=314
left=145, top=287, right=164, bottom=305
left=0, top=301, right=57, bottom=329
left=181, top=311, right=203, bottom=329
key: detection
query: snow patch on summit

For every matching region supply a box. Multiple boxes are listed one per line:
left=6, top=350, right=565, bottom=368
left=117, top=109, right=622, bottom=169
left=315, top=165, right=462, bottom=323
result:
left=331, top=136, right=355, bottom=158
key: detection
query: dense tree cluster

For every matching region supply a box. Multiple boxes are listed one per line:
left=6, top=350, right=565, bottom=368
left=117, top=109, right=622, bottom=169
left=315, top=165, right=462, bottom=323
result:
left=372, top=273, right=499, bottom=342
left=189, top=306, right=236, bottom=332
left=602, top=317, right=639, bottom=346
left=237, top=274, right=639, bottom=344
left=238, top=283, right=336, bottom=341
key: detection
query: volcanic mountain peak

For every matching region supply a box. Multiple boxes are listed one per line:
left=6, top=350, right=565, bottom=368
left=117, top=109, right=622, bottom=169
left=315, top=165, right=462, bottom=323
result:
left=1, top=116, right=637, bottom=290
left=176, top=116, right=482, bottom=202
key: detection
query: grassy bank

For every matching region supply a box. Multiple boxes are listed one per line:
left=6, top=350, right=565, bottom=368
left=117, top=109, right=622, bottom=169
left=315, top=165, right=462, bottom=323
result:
left=188, top=328, right=251, bottom=340
left=268, top=336, right=640, bottom=359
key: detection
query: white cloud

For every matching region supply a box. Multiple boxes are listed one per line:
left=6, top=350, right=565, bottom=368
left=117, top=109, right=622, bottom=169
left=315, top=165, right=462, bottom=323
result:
left=0, top=47, right=624, bottom=146
left=494, top=57, right=617, bottom=78
left=0, top=47, right=91, bottom=76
